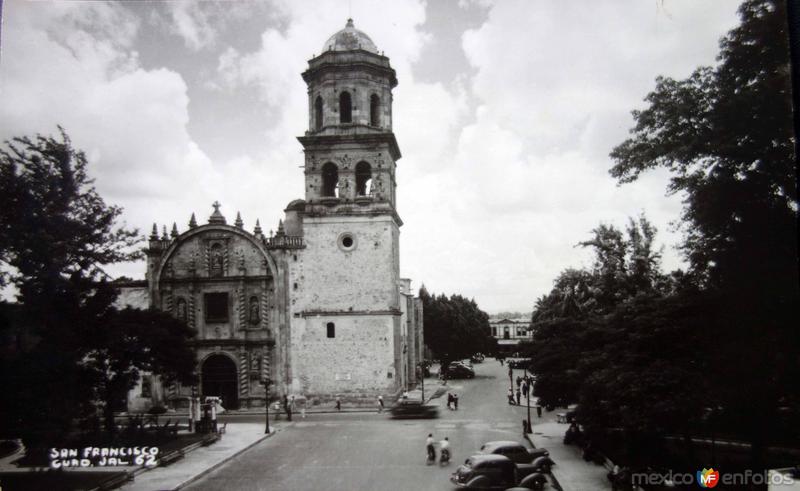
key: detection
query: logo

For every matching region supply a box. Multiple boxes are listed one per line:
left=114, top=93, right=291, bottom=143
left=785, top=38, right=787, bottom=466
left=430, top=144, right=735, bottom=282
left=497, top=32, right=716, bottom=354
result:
left=697, top=468, right=720, bottom=488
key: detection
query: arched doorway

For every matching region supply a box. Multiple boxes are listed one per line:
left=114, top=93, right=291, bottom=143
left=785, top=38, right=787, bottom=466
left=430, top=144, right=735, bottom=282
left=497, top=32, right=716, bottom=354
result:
left=201, top=354, right=239, bottom=410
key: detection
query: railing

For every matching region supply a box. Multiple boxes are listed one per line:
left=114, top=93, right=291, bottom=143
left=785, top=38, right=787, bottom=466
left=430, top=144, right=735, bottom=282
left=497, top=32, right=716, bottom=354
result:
left=264, top=235, right=304, bottom=249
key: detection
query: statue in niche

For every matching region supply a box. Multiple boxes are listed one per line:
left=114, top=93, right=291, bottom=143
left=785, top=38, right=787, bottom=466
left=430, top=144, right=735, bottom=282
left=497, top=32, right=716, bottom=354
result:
left=210, top=243, right=224, bottom=277
left=249, top=296, right=260, bottom=324
left=176, top=298, right=187, bottom=323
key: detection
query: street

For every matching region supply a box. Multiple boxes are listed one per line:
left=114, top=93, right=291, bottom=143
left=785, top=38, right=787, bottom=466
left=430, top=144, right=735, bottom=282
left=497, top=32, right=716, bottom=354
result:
left=185, top=360, right=547, bottom=491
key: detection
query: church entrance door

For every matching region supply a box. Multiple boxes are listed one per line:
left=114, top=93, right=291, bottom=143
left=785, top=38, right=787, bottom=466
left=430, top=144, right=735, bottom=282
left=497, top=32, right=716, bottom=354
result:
left=201, top=354, right=239, bottom=410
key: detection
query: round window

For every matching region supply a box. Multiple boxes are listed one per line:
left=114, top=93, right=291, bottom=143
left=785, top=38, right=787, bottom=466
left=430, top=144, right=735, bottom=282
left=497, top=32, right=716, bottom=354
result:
left=338, top=233, right=357, bottom=251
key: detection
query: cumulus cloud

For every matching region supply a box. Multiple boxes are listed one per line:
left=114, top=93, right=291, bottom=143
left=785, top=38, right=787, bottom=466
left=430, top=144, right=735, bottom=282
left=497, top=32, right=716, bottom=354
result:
left=398, top=0, right=740, bottom=310
left=0, top=0, right=220, bottom=278
left=0, top=0, right=741, bottom=311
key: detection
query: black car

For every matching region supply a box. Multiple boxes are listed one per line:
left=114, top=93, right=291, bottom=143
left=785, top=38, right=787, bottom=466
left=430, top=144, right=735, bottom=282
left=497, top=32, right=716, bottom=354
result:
left=450, top=454, right=547, bottom=490
left=446, top=363, right=475, bottom=379
left=389, top=399, right=439, bottom=419
left=478, top=441, right=550, bottom=463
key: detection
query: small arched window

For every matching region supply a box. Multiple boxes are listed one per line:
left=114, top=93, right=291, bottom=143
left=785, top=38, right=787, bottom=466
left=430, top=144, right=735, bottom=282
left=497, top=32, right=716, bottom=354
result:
left=339, top=91, right=352, bottom=123
left=326, top=322, right=335, bottom=338
left=314, top=96, right=323, bottom=130
left=370, top=94, right=380, bottom=126
left=355, top=161, right=372, bottom=196
left=321, top=162, right=339, bottom=197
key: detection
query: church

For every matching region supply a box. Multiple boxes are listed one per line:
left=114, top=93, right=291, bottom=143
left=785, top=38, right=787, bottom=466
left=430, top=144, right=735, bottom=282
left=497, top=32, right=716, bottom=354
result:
left=118, top=19, right=424, bottom=411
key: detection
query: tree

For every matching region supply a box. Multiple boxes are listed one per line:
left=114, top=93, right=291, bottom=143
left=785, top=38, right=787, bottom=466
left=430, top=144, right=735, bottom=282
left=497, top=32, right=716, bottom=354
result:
left=83, top=302, right=197, bottom=436
left=609, top=0, right=798, bottom=465
left=0, top=129, right=196, bottom=442
left=527, top=217, right=671, bottom=410
left=419, top=287, right=494, bottom=369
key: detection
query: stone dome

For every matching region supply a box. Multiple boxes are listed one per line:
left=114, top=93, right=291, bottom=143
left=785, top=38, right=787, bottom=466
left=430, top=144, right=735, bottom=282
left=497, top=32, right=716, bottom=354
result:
left=322, top=18, right=378, bottom=54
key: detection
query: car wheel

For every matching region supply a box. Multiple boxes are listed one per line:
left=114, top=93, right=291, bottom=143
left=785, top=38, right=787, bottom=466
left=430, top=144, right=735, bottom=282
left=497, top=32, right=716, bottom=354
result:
left=466, top=475, right=492, bottom=488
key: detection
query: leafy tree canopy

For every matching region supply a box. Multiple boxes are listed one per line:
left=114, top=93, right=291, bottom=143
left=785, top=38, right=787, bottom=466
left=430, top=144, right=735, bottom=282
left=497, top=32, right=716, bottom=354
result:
left=419, top=286, right=494, bottom=367
left=0, top=129, right=196, bottom=443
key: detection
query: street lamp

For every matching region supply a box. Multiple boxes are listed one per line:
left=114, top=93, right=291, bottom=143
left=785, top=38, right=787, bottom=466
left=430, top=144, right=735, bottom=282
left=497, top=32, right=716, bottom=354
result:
left=416, top=363, right=425, bottom=401
left=262, top=377, right=272, bottom=434
left=526, top=383, right=531, bottom=434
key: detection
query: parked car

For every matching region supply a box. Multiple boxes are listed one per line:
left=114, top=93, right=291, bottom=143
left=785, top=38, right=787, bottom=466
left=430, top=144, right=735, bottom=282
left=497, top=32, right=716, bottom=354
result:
left=389, top=399, right=439, bottom=419
left=478, top=441, right=549, bottom=463
left=450, top=454, right=549, bottom=490
left=446, top=362, right=475, bottom=379
left=507, top=358, right=531, bottom=369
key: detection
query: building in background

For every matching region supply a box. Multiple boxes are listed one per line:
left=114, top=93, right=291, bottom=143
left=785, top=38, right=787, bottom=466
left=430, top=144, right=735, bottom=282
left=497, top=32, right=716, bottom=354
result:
left=490, top=317, right=531, bottom=355
left=119, top=19, right=423, bottom=412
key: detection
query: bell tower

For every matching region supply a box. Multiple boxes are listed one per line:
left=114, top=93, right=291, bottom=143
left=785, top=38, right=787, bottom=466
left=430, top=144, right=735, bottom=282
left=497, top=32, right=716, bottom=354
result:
left=290, top=19, right=405, bottom=398
left=297, top=18, right=401, bottom=216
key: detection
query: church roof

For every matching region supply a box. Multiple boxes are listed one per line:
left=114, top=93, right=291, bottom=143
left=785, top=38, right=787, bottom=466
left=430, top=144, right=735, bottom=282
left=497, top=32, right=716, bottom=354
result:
left=322, top=18, right=378, bottom=54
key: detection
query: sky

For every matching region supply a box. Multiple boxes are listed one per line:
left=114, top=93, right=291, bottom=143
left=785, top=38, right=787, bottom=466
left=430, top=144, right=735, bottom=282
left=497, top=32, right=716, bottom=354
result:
left=0, top=0, right=743, bottom=313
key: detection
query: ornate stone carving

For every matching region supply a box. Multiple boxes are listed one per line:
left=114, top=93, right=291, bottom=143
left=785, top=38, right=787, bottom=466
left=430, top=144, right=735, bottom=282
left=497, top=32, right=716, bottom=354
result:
left=237, top=287, right=246, bottom=327
left=249, top=296, right=260, bottom=325
left=206, top=241, right=229, bottom=277
left=339, top=154, right=352, bottom=169
left=187, top=292, right=196, bottom=329
left=176, top=297, right=188, bottom=323
left=238, top=351, right=248, bottom=397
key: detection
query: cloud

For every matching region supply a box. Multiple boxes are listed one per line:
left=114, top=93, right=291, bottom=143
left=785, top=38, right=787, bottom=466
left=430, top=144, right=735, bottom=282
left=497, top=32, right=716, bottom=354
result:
left=165, top=1, right=218, bottom=51
left=0, top=0, right=219, bottom=276
left=0, top=0, right=741, bottom=311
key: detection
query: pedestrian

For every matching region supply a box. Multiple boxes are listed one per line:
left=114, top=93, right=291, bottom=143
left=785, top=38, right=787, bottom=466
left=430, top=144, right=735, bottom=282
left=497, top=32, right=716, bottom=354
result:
left=521, top=380, right=528, bottom=398
left=426, top=433, right=436, bottom=463
left=499, top=358, right=504, bottom=366
left=284, top=395, right=292, bottom=421
left=336, top=397, right=341, bottom=411
left=516, top=375, right=522, bottom=388
left=377, top=395, right=384, bottom=413
left=447, top=392, right=453, bottom=410
left=515, top=388, right=521, bottom=406
left=453, top=393, right=459, bottom=410
left=507, top=388, right=515, bottom=405
left=536, top=405, right=542, bottom=418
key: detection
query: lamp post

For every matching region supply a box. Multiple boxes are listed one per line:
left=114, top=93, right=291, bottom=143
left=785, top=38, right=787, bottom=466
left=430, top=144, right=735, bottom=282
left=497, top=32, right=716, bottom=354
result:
left=416, top=363, right=425, bottom=401
left=262, top=377, right=272, bottom=434
left=189, top=386, right=197, bottom=433
left=526, top=384, right=531, bottom=433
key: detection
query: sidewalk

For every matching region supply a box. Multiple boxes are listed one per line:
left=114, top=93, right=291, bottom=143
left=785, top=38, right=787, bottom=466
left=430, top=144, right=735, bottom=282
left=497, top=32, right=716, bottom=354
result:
left=528, top=419, right=610, bottom=490
left=119, top=422, right=282, bottom=491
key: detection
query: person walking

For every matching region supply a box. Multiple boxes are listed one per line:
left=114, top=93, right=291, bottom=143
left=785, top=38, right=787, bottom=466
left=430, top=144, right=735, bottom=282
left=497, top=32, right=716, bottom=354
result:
left=439, top=436, right=451, bottom=464
left=536, top=405, right=543, bottom=418
left=515, top=388, right=521, bottom=406
left=447, top=392, right=453, bottom=410
left=377, top=395, right=384, bottom=413
left=507, top=388, right=516, bottom=405
left=516, top=375, right=522, bottom=389
left=453, top=393, right=459, bottom=410
left=426, top=433, right=436, bottom=464
left=336, top=397, right=341, bottom=411
left=521, top=380, right=528, bottom=400
left=284, top=395, right=292, bottom=422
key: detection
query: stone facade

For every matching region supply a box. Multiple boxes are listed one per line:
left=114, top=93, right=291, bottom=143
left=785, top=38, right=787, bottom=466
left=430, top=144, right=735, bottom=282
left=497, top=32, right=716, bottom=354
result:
left=121, top=19, right=424, bottom=411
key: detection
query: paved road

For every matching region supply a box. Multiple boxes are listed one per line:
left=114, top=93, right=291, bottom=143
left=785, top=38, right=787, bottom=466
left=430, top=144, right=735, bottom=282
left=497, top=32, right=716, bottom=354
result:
left=185, top=360, right=543, bottom=491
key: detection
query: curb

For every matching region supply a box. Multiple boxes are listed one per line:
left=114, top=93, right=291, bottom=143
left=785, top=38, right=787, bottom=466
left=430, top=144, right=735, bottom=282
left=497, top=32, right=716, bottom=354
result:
left=523, top=433, right=563, bottom=491
left=171, top=427, right=280, bottom=490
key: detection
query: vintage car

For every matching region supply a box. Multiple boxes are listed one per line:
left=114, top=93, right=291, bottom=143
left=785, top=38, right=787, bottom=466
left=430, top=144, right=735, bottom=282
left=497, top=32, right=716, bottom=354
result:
left=450, top=454, right=548, bottom=490
left=388, top=399, right=439, bottom=419
left=446, top=362, right=476, bottom=379
left=478, top=441, right=550, bottom=463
